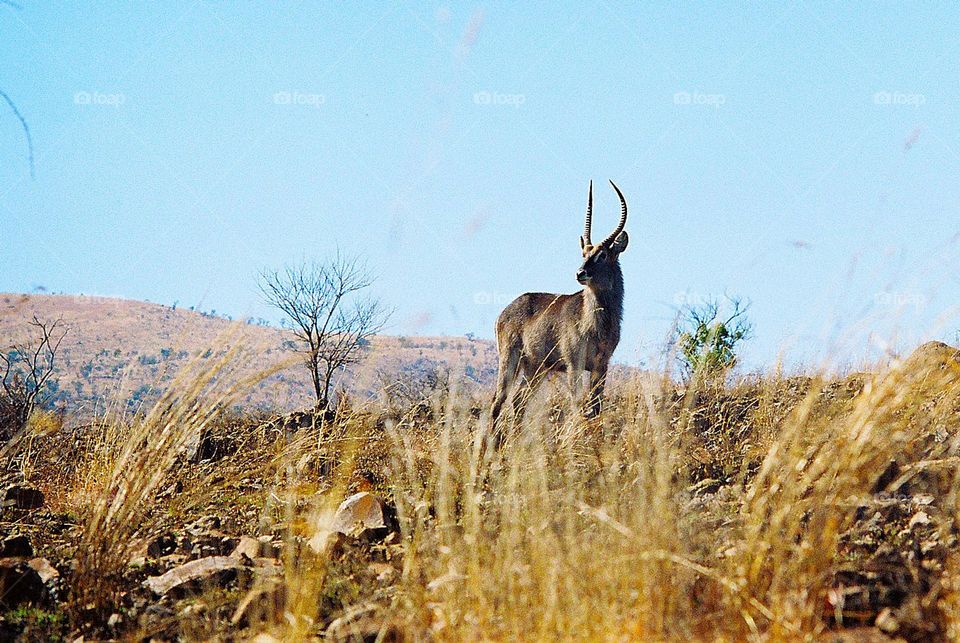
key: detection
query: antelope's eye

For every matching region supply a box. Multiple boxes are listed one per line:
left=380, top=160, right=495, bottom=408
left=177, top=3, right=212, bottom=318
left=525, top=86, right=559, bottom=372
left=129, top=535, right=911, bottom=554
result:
left=595, top=250, right=606, bottom=260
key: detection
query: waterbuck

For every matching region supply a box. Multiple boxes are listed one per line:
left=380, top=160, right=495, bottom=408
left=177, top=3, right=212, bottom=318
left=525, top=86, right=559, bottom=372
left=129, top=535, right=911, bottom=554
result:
left=490, top=180, right=629, bottom=442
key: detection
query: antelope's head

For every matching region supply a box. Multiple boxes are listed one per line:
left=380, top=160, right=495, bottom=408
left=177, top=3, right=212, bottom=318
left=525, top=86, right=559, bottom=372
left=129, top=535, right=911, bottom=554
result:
left=576, top=180, right=629, bottom=288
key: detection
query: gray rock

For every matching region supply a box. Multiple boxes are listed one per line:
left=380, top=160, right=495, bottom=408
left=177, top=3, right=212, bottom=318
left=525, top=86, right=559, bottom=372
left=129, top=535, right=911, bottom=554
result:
left=257, top=535, right=280, bottom=557
left=0, top=534, right=33, bottom=558
left=0, top=559, right=46, bottom=606
left=231, top=536, right=261, bottom=561
left=187, top=530, right=237, bottom=559
left=3, top=485, right=44, bottom=510
left=307, top=492, right=396, bottom=554
left=147, top=532, right=177, bottom=558
left=909, top=511, right=931, bottom=529
left=330, top=492, right=386, bottom=533
left=231, top=535, right=280, bottom=561
left=307, top=530, right=346, bottom=556
left=875, top=607, right=899, bottom=634
left=27, top=557, right=59, bottom=585
left=185, top=514, right=222, bottom=536
left=145, top=556, right=246, bottom=597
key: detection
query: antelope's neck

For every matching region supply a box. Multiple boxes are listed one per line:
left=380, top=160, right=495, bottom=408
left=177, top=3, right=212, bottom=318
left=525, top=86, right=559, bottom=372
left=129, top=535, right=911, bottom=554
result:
left=581, top=264, right=624, bottom=335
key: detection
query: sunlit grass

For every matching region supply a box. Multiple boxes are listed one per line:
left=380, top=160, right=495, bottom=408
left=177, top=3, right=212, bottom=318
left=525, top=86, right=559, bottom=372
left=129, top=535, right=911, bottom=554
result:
left=13, top=335, right=960, bottom=640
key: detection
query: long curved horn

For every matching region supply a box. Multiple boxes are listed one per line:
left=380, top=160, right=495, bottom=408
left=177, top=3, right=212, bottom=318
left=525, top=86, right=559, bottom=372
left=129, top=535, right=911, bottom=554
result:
left=582, top=180, right=593, bottom=245
left=601, top=180, right=628, bottom=247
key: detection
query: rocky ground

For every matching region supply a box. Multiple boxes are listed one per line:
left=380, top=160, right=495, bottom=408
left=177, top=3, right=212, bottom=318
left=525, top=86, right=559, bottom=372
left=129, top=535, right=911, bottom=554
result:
left=0, top=424, right=408, bottom=641
left=1, top=342, right=960, bottom=640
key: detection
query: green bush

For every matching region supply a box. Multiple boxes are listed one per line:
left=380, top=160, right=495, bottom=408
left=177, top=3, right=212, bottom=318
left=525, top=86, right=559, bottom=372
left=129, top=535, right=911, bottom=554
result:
left=676, top=297, right=752, bottom=382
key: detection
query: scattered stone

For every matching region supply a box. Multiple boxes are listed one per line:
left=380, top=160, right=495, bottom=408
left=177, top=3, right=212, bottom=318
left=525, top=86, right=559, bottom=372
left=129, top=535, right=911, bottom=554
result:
left=875, top=607, right=899, bottom=634
left=186, top=515, right=222, bottom=535
left=188, top=430, right=238, bottom=463
left=230, top=537, right=280, bottom=563
left=135, top=607, right=177, bottom=643
left=179, top=602, right=206, bottom=618
left=143, top=602, right=175, bottom=621
left=0, top=534, right=33, bottom=558
left=147, top=532, right=177, bottom=558
left=306, top=492, right=398, bottom=552
left=107, top=613, right=122, bottom=628
left=908, top=511, right=931, bottom=529
left=330, top=492, right=387, bottom=534
left=902, top=340, right=960, bottom=371
left=368, top=562, right=396, bottom=583
left=266, top=408, right=336, bottom=437
left=231, top=536, right=262, bottom=561
left=0, top=558, right=47, bottom=606
left=249, top=634, right=282, bottom=643
left=257, top=535, right=280, bottom=557
left=158, top=480, right=183, bottom=498
left=326, top=609, right=395, bottom=641
left=307, top=530, right=345, bottom=556
left=3, top=485, right=44, bottom=510
left=145, top=556, right=246, bottom=597
left=188, top=531, right=238, bottom=559
left=28, top=557, right=59, bottom=585
left=158, top=553, right=188, bottom=570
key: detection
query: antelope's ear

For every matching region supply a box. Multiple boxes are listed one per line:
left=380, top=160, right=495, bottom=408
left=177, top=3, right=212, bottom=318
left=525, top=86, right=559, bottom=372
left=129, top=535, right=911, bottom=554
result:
left=580, top=236, right=588, bottom=251
left=609, top=231, right=628, bottom=254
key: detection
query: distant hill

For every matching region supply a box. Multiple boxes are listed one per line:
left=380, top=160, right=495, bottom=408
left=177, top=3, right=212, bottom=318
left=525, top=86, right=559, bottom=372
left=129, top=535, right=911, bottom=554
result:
left=0, top=293, right=499, bottom=420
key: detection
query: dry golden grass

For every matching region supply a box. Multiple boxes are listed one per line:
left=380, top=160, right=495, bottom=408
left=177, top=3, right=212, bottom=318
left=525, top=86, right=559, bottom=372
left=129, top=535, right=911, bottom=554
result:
left=9, top=336, right=960, bottom=641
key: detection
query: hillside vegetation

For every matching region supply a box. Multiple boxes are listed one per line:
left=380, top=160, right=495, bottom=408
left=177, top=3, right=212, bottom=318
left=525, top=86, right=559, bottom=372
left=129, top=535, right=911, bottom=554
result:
left=0, top=293, right=498, bottom=417
left=2, top=295, right=960, bottom=641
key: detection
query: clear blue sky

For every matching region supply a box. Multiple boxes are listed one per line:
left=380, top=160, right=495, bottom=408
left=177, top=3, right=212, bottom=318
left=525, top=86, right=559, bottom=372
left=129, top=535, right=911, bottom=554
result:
left=2, top=2, right=960, bottom=370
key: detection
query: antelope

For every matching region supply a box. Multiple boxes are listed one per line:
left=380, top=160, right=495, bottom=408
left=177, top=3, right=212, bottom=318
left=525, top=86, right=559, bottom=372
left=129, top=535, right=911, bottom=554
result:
left=490, top=180, right=629, bottom=443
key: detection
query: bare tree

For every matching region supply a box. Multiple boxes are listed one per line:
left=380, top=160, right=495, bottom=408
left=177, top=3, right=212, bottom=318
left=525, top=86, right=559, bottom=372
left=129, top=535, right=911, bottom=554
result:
left=259, top=254, right=389, bottom=409
left=0, top=316, right=68, bottom=437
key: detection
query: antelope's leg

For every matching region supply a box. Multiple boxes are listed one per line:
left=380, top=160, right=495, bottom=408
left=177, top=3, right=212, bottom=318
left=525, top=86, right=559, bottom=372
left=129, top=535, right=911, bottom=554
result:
left=567, top=345, right=588, bottom=416
left=585, top=365, right=608, bottom=418
left=510, top=377, right=532, bottom=422
left=490, top=346, right=521, bottom=444
left=511, top=357, right=540, bottom=423
left=567, top=368, right=584, bottom=417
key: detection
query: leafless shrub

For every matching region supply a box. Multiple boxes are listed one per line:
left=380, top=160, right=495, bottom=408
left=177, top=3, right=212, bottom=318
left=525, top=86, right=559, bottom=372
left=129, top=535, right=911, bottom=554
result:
left=0, top=315, right=67, bottom=440
left=259, top=254, right=390, bottom=410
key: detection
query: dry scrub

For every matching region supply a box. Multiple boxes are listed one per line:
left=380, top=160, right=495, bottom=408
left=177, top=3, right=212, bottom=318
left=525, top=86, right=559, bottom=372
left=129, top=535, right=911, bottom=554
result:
left=3, top=340, right=960, bottom=641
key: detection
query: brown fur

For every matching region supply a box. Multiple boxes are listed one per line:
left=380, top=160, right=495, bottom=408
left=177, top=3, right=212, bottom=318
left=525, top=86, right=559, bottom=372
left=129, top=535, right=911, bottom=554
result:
left=490, top=182, right=630, bottom=445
